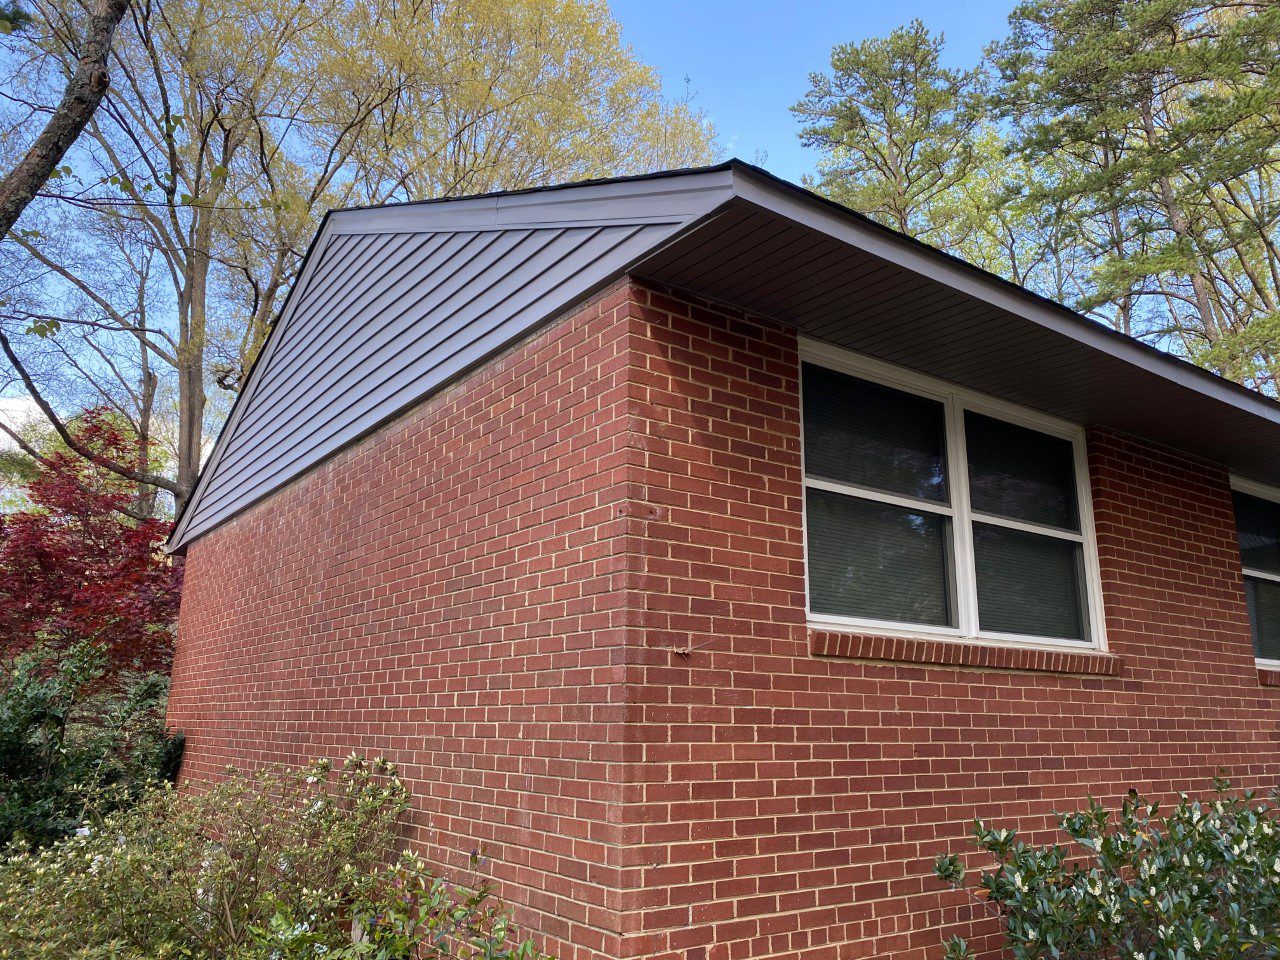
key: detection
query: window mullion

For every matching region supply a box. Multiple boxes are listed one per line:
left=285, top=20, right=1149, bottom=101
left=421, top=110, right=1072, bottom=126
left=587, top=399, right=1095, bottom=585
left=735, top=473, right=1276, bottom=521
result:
left=947, top=398, right=979, bottom=637
left=1245, top=567, right=1280, bottom=586
left=969, top=511, right=1086, bottom=542
left=803, top=476, right=955, bottom=516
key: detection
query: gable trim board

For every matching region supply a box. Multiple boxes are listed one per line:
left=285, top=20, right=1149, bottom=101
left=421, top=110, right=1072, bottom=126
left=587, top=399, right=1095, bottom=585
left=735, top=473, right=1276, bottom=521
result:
left=169, top=160, right=1280, bottom=552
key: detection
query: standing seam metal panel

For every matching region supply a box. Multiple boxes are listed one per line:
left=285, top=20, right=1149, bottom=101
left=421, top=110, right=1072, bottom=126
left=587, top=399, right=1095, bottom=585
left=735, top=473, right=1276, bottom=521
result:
left=179, top=220, right=680, bottom=541
left=214, top=231, right=517, bottom=471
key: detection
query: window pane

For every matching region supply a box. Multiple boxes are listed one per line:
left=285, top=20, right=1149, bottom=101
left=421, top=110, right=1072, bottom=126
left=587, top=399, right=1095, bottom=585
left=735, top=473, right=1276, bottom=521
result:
left=802, top=362, right=948, bottom=503
left=806, top=487, right=955, bottom=626
left=1234, top=491, right=1280, bottom=577
left=973, top=523, right=1088, bottom=641
left=1245, top=576, right=1280, bottom=661
left=965, top=411, right=1079, bottom=530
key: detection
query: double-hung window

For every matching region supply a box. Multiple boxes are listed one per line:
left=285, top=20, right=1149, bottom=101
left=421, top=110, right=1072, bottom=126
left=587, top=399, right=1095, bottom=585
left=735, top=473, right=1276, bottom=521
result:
left=801, top=344, right=1104, bottom=649
left=1230, top=481, right=1280, bottom=665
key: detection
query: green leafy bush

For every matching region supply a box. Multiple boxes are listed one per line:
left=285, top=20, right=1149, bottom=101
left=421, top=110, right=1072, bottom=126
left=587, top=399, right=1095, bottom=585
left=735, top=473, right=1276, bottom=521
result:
left=933, top=778, right=1280, bottom=960
left=0, top=756, right=551, bottom=960
left=0, top=642, right=182, bottom=850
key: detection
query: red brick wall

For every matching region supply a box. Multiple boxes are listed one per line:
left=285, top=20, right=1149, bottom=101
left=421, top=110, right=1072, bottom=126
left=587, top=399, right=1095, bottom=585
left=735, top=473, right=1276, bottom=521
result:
left=612, top=281, right=1280, bottom=960
left=171, top=277, right=1280, bottom=960
left=170, top=279, right=644, bottom=960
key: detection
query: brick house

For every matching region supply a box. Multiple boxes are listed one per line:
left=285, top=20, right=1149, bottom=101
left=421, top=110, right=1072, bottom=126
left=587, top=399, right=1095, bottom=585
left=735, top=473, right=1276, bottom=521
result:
left=167, top=160, right=1280, bottom=960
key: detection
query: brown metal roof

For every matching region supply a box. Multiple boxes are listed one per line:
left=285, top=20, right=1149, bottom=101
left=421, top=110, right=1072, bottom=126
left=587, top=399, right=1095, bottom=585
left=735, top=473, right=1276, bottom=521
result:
left=171, top=160, right=1280, bottom=550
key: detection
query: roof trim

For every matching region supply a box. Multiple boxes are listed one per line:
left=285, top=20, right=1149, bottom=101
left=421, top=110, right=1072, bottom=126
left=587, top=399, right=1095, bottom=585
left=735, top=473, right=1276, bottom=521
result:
left=723, top=161, right=1280, bottom=427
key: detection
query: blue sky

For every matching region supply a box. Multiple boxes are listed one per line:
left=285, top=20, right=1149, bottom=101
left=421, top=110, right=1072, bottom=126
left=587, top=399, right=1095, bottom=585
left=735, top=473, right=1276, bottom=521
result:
left=610, top=0, right=1016, bottom=183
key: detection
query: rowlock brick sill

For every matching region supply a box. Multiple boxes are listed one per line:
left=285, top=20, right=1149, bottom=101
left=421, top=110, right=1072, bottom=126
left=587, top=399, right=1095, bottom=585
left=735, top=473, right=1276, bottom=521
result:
left=811, top=629, right=1124, bottom=676
left=1259, top=667, right=1280, bottom=687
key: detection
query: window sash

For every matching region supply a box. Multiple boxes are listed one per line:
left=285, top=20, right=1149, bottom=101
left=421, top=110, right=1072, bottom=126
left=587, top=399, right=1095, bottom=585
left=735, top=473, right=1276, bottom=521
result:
left=805, top=487, right=958, bottom=627
left=800, top=342, right=1104, bottom=651
left=1231, top=478, right=1280, bottom=666
left=1243, top=573, right=1280, bottom=665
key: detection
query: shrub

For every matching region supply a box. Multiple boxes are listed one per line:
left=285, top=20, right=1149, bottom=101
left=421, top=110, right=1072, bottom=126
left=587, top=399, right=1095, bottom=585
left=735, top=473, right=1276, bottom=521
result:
left=0, top=408, right=182, bottom=677
left=0, top=756, right=551, bottom=960
left=932, top=777, right=1280, bottom=960
left=0, top=642, right=182, bottom=850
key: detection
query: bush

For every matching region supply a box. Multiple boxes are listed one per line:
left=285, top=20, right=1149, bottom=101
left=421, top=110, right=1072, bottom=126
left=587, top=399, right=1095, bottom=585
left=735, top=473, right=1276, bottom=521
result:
left=932, top=777, right=1280, bottom=960
left=0, top=642, right=182, bottom=850
left=0, top=756, right=551, bottom=960
left=0, top=408, right=183, bottom=677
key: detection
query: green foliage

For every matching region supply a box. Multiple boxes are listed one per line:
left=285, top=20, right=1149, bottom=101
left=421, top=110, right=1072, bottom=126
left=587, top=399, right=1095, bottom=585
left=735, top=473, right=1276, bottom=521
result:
left=792, top=20, right=980, bottom=238
left=989, top=0, right=1280, bottom=366
left=0, top=756, right=552, bottom=960
left=0, top=643, right=181, bottom=851
left=800, top=2, right=1280, bottom=392
left=0, top=2, right=30, bottom=35
left=933, top=778, right=1280, bottom=960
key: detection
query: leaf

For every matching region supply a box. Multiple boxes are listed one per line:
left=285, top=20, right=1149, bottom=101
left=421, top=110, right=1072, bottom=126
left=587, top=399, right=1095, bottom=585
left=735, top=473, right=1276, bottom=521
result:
left=25, top=318, right=60, bottom=338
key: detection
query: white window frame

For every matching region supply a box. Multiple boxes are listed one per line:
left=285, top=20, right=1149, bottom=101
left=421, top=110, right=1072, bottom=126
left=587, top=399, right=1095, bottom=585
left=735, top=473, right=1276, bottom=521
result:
left=799, top=337, right=1108, bottom=654
left=1228, top=476, right=1280, bottom=669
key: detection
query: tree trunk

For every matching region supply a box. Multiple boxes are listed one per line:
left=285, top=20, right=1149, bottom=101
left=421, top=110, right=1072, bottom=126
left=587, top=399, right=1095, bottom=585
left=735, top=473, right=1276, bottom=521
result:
left=1138, top=99, right=1222, bottom=341
left=0, top=0, right=131, bottom=238
left=175, top=247, right=209, bottom=512
left=135, top=362, right=158, bottom=517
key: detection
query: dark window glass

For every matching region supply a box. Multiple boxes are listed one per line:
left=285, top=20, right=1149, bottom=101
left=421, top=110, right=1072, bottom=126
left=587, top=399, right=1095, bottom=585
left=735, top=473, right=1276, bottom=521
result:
left=1245, top=576, right=1280, bottom=661
left=802, top=362, right=947, bottom=503
left=1234, top=491, right=1280, bottom=577
left=965, top=411, right=1078, bottom=530
left=806, top=487, right=955, bottom=626
left=973, top=523, right=1088, bottom=641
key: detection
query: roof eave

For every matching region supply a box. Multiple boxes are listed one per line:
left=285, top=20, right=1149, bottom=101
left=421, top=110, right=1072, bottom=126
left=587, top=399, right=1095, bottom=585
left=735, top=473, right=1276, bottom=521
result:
left=723, top=162, right=1280, bottom=429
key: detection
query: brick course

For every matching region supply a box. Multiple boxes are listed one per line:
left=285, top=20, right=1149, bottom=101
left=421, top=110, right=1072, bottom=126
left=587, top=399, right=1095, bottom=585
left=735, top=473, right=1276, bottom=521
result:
left=171, top=278, right=1280, bottom=960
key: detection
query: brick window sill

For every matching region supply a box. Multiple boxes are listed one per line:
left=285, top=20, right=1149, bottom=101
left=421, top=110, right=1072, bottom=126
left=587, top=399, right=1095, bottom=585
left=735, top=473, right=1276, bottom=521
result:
left=1259, top=667, right=1280, bottom=687
left=810, top=628, right=1123, bottom=676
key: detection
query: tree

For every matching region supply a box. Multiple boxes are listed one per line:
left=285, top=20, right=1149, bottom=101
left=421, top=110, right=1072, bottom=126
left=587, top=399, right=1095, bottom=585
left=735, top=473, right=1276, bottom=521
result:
left=792, top=20, right=981, bottom=239
left=989, top=0, right=1280, bottom=387
left=0, top=0, right=716, bottom=514
left=0, top=0, right=130, bottom=241
left=798, top=4, right=1280, bottom=393
left=0, top=408, right=182, bottom=675
left=0, top=641, right=181, bottom=850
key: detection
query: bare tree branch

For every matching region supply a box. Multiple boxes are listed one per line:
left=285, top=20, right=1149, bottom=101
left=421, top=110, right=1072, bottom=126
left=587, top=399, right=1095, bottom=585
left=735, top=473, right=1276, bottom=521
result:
left=0, top=325, right=178, bottom=494
left=0, top=416, right=150, bottom=520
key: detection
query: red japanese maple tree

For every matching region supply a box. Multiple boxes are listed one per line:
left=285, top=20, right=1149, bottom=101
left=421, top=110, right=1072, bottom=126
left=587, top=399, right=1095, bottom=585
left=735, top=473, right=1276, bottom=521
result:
left=0, top=410, right=182, bottom=675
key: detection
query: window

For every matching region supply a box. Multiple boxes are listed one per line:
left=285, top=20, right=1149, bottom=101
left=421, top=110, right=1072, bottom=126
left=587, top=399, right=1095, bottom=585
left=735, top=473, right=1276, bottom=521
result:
left=801, top=344, right=1104, bottom=649
left=1230, top=483, right=1280, bottom=664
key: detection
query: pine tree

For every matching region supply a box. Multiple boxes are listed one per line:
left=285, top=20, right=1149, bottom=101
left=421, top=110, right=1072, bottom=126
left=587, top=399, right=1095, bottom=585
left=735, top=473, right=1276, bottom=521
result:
left=991, top=0, right=1280, bottom=387
left=792, top=20, right=981, bottom=240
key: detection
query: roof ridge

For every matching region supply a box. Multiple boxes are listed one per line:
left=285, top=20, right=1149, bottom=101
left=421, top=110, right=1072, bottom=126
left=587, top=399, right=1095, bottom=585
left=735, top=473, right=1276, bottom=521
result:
left=328, top=159, right=742, bottom=215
